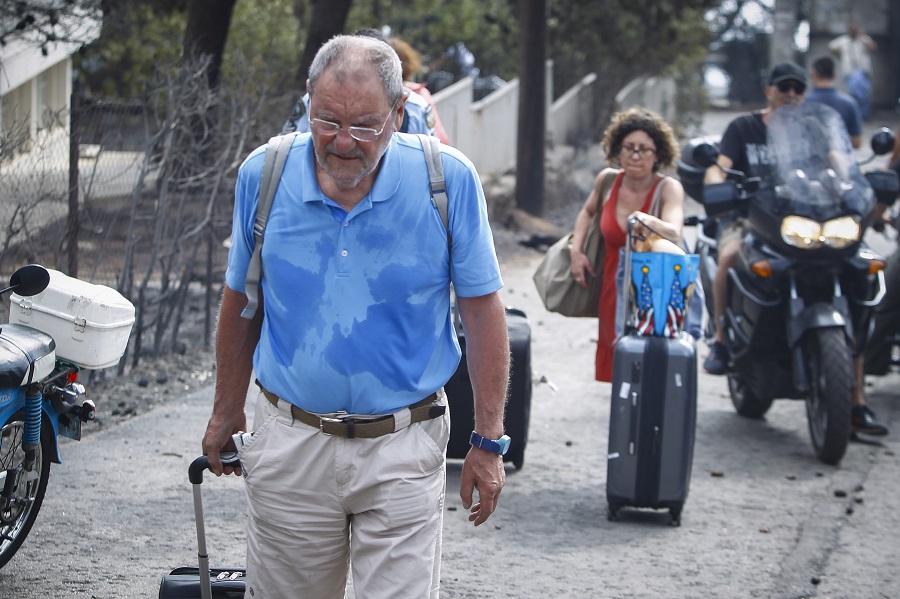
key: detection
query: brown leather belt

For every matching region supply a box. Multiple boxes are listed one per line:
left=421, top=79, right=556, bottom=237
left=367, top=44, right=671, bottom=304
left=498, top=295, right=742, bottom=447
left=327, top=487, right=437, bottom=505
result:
left=259, top=383, right=446, bottom=439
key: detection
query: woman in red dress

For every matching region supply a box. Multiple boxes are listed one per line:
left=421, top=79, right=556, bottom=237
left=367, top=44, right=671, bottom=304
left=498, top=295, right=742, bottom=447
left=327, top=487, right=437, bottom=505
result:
left=569, top=108, right=686, bottom=381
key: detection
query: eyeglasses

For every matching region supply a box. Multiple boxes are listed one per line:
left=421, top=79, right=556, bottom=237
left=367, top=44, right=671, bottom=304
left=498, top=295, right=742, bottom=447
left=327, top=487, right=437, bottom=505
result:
left=621, top=144, right=656, bottom=158
left=309, top=100, right=398, bottom=142
left=776, top=80, right=806, bottom=95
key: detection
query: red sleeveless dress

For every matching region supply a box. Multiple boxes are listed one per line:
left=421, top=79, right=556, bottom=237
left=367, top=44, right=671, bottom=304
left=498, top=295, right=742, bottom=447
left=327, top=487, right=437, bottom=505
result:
left=595, top=172, right=663, bottom=382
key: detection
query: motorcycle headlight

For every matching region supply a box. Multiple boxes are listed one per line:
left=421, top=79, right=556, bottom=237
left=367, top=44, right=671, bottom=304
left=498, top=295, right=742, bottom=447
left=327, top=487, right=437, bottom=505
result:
left=780, top=216, right=861, bottom=249
left=821, top=216, right=860, bottom=249
left=781, top=216, right=823, bottom=249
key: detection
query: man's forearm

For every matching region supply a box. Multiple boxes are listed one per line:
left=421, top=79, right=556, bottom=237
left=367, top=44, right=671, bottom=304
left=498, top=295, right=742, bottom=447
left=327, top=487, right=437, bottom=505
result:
left=457, top=292, right=509, bottom=439
left=213, top=286, right=262, bottom=415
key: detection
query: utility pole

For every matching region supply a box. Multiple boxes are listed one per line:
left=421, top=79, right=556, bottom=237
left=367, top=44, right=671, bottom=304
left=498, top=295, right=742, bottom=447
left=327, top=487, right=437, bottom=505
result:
left=515, top=0, right=547, bottom=216
left=771, top=0, right=799, bottom=66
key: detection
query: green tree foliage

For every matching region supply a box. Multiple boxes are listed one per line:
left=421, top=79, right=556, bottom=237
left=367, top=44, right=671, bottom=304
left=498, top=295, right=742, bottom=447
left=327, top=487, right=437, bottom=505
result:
left=345, top=0, right=519, bottom=84
left=76, top=0, right=301, bottom=100
left=72, top=0, right=720, bottom=136
left=76, top=3, right=187, bottom=97
left=0, top=0, right=102, bottom=50
left=548, top=0, right=715, bottom=132
left=221, top=0, right=303, bottom=89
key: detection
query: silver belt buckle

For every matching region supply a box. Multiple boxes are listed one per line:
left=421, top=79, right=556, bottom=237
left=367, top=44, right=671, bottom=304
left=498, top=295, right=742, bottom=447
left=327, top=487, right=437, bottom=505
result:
left=318, top=414, right=346, bottom=435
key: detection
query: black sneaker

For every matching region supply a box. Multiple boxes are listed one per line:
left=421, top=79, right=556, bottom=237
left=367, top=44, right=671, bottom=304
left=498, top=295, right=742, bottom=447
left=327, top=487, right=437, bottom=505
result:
left=851, top=405, right=889, bottom=437
left=703, top=341, right=729, bottom=375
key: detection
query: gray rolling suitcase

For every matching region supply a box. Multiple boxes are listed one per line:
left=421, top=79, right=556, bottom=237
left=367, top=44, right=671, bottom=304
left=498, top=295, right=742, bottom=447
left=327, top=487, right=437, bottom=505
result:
left=606, top=333, right=697, bottom=525
left=606, top=216, right=698, bottom=526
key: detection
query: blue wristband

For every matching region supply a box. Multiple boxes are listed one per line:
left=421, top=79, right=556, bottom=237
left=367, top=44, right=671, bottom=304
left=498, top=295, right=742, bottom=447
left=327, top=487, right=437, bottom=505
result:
left=469, top=431, right=511, bottom=455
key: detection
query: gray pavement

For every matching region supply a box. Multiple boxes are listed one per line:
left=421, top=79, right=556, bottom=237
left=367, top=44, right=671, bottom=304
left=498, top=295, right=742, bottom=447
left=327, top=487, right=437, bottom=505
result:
left=0, top=248, right=897, bottom=598
left=0, top=106, right=898, bottom=598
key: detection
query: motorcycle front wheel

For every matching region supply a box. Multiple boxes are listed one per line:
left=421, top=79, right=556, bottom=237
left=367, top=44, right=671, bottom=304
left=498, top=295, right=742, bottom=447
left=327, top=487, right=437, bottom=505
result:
left=0, top=410, right=52, bottom=568
left=804, top=328, right=852, bottom=465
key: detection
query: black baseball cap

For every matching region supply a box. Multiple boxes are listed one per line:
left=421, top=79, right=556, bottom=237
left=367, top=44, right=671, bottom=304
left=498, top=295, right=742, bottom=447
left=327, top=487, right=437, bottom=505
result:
left=768, top=62, right=808, bottom=86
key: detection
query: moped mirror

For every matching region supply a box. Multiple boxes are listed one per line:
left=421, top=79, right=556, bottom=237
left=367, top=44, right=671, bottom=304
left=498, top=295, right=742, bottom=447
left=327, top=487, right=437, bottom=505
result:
left=870, top=127, right=895, bottom=156
left=691, top=142, right=721, bottom=168
left=2, top=264, right=50, bottom=297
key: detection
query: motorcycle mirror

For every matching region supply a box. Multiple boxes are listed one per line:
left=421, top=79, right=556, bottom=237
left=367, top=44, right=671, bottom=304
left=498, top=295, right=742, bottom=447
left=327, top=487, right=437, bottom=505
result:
left=692, top=142, right=721, bottom=168
left=870, top=127, right=895, bottom=156
left=2, top=264, right=50, bottom=297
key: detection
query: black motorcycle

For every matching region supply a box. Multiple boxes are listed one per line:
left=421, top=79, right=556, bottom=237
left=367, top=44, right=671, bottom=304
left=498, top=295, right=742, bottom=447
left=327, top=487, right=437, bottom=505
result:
left=678, top=102, right=898, bottom=464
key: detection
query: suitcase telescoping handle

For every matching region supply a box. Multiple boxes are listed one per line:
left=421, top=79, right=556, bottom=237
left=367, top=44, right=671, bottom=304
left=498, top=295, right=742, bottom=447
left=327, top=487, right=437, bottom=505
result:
left=188, top=454, right=242, bottom=599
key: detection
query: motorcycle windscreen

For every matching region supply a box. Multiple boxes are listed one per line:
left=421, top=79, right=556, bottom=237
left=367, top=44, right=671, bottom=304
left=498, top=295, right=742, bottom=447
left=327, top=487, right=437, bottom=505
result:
left=766, top=103, right=874, bottom=220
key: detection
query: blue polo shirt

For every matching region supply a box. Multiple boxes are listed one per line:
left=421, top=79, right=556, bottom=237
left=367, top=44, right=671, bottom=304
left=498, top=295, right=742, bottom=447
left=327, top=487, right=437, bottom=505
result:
left=226, top=133, right=502, bottom=415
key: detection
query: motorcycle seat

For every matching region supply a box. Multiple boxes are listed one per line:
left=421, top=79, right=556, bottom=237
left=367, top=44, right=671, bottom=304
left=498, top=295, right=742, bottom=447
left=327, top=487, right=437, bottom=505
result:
left=0, top=323, right=56, bottom=388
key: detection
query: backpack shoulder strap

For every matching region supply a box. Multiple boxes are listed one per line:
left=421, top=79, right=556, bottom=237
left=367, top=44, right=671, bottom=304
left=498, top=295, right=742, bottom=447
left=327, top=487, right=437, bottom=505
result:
left=241, top=133, right=297, bottom=319
left=418, top=134, right=450, bottom=250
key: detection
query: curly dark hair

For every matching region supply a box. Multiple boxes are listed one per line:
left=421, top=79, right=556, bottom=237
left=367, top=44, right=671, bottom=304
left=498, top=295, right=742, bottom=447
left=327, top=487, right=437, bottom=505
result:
left=601, top=107, right=678, bottom=170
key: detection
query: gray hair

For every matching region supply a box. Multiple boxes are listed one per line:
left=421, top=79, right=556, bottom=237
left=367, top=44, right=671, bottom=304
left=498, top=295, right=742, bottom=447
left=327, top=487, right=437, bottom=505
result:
left=308, top=35, right=404, bottom=106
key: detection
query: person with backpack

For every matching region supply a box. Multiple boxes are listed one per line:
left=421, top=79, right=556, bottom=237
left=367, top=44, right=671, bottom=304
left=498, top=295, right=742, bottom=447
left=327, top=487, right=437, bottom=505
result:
left=202, top=34, right=509, bottom=599
left=281, top=29, right=437, bottom=139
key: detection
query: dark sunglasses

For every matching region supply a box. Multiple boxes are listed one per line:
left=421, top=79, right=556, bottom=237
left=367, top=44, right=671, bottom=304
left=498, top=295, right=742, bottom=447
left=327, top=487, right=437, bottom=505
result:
left=776, top=80, right=806, bottom=95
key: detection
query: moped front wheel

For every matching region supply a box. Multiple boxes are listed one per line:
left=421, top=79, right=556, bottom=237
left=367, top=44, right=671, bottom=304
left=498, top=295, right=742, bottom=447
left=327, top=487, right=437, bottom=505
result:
left=804, top=328, right=852, bottom=466
left=0, top=410, right=52, bottom=569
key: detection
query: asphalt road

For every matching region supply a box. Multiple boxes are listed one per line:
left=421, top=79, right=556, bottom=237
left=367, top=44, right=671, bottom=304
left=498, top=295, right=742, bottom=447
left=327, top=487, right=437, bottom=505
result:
left=1, top=108, right=899, bottom=598
left=0, top=245, right=898, bottom=599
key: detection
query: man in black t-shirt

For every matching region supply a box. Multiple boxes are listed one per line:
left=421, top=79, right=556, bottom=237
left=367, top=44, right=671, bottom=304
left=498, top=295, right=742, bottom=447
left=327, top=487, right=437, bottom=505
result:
left=702, top=61, right=888, bottom=437
left=702, top=62, right=805, bottom=375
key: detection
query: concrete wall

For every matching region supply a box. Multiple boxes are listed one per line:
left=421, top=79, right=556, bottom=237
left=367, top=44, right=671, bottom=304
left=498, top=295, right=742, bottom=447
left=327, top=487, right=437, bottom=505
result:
left=432, top=61, right=599, bottom=178
left=614, top=76, right=678, bottom=124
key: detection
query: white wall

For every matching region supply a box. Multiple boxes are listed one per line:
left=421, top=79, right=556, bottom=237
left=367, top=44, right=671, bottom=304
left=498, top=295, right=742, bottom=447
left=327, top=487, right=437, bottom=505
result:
left=432, top=62, right=599, bottom=178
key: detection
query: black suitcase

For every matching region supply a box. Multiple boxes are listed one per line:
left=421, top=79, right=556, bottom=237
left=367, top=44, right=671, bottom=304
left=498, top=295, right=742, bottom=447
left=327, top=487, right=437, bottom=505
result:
left=159, top=456, right=246, bottom=599
left=444, top=306, right=532, bottom=469
left=605, top=332, right=697, bottom=526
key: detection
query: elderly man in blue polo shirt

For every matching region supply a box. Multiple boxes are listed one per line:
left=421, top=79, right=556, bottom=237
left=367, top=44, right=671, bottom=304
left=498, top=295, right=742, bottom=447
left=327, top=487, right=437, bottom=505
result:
left=202, top=35, right=509, bottom=599
left=281, top=28, right=437, bottom=139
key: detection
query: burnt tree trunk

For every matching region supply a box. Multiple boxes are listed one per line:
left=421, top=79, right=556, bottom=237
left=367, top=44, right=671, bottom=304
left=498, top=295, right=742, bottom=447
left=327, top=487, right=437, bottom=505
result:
left=296, top=0, right=353, bottom=86
left=183, top=0, right=238, bottom=89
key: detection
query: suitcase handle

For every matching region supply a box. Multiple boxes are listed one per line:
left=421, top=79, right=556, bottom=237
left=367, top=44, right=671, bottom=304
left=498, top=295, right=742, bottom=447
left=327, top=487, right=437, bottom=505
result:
left=187, top=455, right=243, bottom=599
left=189, top=454, right=242, bottom=485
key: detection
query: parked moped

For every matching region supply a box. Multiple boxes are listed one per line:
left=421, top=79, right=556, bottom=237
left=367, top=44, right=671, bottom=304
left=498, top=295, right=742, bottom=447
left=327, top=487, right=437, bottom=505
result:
left=0, top=265, right=134, bottom=567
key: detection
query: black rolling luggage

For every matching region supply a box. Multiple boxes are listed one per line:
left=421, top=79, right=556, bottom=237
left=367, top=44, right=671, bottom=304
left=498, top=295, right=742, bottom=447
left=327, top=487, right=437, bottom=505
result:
left=444, top=306, right=532, bottom=470
left=159, top=456, right=246, bottom=599
left=605, top=333, right=697, bottom=525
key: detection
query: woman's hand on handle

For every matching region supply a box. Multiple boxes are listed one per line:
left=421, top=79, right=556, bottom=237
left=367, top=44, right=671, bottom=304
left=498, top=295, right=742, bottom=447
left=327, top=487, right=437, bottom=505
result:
left=570, top=246, right=596, bottom=288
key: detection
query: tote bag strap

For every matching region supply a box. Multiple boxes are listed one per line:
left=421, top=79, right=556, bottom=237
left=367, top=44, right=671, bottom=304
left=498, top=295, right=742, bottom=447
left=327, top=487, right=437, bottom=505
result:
left=590, top=168, right=619, bottom=232
left=648, top=174, right=671, bottom=218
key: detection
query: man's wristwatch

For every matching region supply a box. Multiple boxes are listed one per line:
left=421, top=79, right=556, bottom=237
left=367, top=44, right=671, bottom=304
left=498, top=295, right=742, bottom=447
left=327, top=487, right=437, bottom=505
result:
left=469, top=431, right=511, bottom=455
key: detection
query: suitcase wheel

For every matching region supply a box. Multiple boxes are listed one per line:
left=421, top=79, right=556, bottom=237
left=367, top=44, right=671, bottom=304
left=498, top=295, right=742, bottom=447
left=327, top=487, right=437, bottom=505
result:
left=669, top=505, right=682, bottom=527
left=508, top=446, right=525, bottom=470
left=606, top=502, right=620, bottom=522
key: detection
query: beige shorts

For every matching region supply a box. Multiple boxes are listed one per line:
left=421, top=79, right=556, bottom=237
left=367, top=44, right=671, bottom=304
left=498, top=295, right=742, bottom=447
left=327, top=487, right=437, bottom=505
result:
left=240, top=392, right=450, bottom=599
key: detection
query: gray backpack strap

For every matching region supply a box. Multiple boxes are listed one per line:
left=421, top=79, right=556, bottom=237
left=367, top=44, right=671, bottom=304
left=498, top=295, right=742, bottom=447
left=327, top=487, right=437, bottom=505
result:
left=418, top=134, right=450, bottom=249
left=241, top=133, right=296, bottom=319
